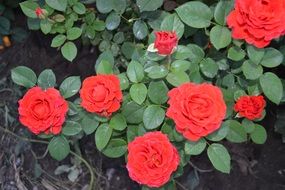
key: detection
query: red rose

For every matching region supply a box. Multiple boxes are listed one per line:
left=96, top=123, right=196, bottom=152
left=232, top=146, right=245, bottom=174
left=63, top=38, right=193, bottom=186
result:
left=234, top=95, right=266, bottom=120
left=18, top=87, right=68, bottom=135
left=154, top=31, right=178, bottom=55
left=80, top=74, right=123, bottom=117
left=35, top=7, right=43, bottom=17
left=166, top=83, right=226, bottom=141
left=127, top=132, right=179, bottom=188
left=227, top=0, right=285, bottom=48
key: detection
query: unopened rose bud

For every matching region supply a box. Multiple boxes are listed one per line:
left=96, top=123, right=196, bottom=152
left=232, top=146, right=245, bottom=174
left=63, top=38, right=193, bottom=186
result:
left=35, top=7, right=48, bottom=19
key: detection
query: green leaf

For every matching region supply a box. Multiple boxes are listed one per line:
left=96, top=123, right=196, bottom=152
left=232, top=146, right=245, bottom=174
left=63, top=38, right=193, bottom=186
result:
left=176, top=1, right=213, bottom=28
left=206, top=121, right=229, bottom=142
left=210, top=25, right=231, bottom=50
left=67, top=27, right=82, bottom=40
left=96, top=0, right=113, bottom=13
left=109, top=113, right=127, bottom=131
left=260, top=48, right=283, bottom=68
left=96, top=60, right=113, bottom=74
left=127, top=60, right=144, bottom=83
left=207, top=143, right=231, bottom=173
left=51, top=34, right=66, bottom=47
left=200, top=58, right=219, bottom=78
left=62, top=121, right=82, bottom=136
left=214, top=0, right=233, bottom=25
left=247, top=45, right=265, bottom=64
left=117, top=73, right=129, bottom=90
left=171, top=60, right=191, bottom=72
left=145, top=65, right=168, bottom=79
left=46, top=0, right=67, bottom=11
left=121, top=101, right=145, bottom=124
left=95, top=123, right=113, bottom=151
left=133, top=20, right=148, bottom=40
left=130, top=83, right=147, bottom=105
left=185, top=138, right=206, bottom=155
left=48, top=136, right=70, bottom=161
left=81, top=114, right=99, bottom=135
left=73, top=2, right=86, bottom=15
left=166, top=71, right=190, bottom=87
left=102, top=138, right=127, bottom=158
left=136, top=0, right=163, bottom=12
left=160, top=13, right=184, bottom=39
left=40, top=19, right=52, bottom=34
left=143, top=105, right=165, bottom=130
left=242, top=119, right=255, bottom=133
left=11, top=66, right=37, bottom=88
left=227, top=46, right=245, bottom=61
left=112, top=0, right=127, bottom=14
left=250, top=124, right=267, bottom=144
left=61, top=42, right=77, bottom=62
left=242, top=60, right=263, bottom=80
left=226, top=120, right=247, bottom=143
left=106, top=12, right=121, bottom=31
left=260, top=72, right=283, bottom=104
left=148, top=80, right=169, bottom=104
left=38, top=69, right=56, bottom=89
left=20, top=1, right=38, bottom=18
left=59, top=76, right=81, bottom=98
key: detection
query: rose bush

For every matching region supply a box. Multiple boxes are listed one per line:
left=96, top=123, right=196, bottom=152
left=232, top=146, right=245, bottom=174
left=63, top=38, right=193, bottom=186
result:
left=8, top=0, right=285, bottom=189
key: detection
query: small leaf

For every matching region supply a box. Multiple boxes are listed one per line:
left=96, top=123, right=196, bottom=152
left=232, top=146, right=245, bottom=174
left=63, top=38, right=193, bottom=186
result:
left=96, top=60, right=113, bottom=74
left=109, top=113, right=127, bottom=131
left=207, top=143, right=231, bottom=173
left=37, top=69, right=56, bottom=90
left=260, top=48, right=283, bottom=68
left=160, top=13, right=184, bottom=39
left=59, top=76, right=81, bottom=98
left=102, top=138, right=127, bottom=158
left=130, top=83, right=147, bottom=105
left=106, top=12, right=121, bottom=31
left=226, top=120, right=247, bottom=143
left=185, top=138, right=206, bottom=155
left=127, top=60, right=144, bottom=83
left=247, top=45, right=265, bottom=64
left=20, top=1, right=38, bottom=18
left=11, top=66, right=37, bottom=88
left=46, top=0, right=67, bottom=11
left=176, top=1, right=213, bottom=28
left=143, top=105, right=165, bottom=130
left=81, top=114, right=99, bottom=135
left=66, top=27, right=82, bottom=40
left=148, top=80, right=168, bottom=104
left=200, top=58, right=219, bottom=78
left=136, top=0, right=163, bottom=12
left=206, top=121, right=229, bottom=142
left=166, top=71, right=189, bottom=87
left=51, top=34, right=66, bottom=47
left=62, top=121, right=82, bottom=136
left=61, top=42, right=77, bottom=62
left=250, top=124, right=267, bottom=144
left=73, top=2, right=86, bottom=15
left=210, top=25, right=231, bottom=50
left=48, top=136, right=70, bottom=161
left=95, top=124, right=113, bottom=151
left=121, top=101, right=145, bottom=124
left=117, top=73, right=129, bottom=90
left=133, top=20, right=148, bottom=40
left=260, top=72, right=283, bottom=104
left=242, top=60, right=263, bottom=80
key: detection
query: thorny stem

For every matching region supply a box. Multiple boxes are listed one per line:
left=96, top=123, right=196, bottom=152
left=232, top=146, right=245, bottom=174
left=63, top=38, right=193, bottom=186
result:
left=0, top=126, right=95, bottom=190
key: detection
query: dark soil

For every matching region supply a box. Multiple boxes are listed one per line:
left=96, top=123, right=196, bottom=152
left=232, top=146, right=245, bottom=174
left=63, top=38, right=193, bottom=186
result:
left=0, top=26, right=285, bottom=190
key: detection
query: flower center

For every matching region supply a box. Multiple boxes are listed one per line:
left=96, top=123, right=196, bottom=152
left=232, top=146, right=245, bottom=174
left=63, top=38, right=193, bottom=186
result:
left=93, top=85, right=107, bottom=102
left=32, top=100, right=49, bottom=119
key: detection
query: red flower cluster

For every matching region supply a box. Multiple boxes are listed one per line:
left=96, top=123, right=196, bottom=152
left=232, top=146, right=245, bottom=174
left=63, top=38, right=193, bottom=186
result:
left=127, top=132, right=179, bottom=188
left=154, top=31, right=178, bottom=55
left=234, top=95, right=266, bottom=120
left=227, top=0, right=285, bottom=48
left=18, top=87, right=68, bottom=135
left=35, top=7, right=43, bottom=17
left=80, top=74, right=123, bottom=117
left=166, top=83, right=226, bottom=141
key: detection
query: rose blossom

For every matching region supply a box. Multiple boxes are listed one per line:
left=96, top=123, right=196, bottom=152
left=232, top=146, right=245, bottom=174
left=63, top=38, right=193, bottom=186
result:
left=227, top=0, right=285, bottom=48
left=154, top=31, right=178, bottom=55
left=166, top=83, right=227, bottom=141
left=234, top=95, right=266, bottom=120
left=79, top=74, right=123, bottom=117
left=127, top=132, right=179, bottom=188
left=18, top=87, right=68, bottom=135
